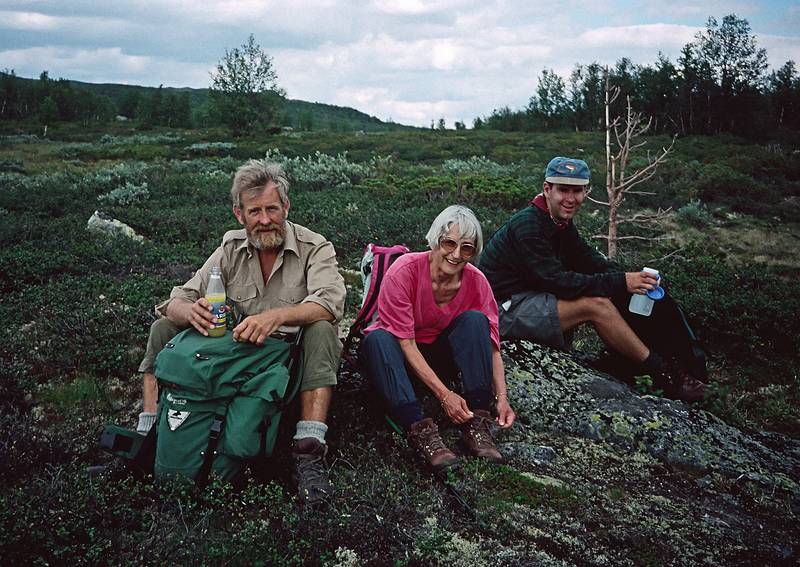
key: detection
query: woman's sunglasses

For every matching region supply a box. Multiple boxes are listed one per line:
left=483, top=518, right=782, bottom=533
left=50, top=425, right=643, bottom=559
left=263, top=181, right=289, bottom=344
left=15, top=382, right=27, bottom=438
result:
left=439, top=237, right=476, bottom=258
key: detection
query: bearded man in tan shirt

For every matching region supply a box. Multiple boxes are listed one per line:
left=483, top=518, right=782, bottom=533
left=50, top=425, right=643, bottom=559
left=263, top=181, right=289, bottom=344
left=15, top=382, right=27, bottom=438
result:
left=136, top=159, right=346, bottom=505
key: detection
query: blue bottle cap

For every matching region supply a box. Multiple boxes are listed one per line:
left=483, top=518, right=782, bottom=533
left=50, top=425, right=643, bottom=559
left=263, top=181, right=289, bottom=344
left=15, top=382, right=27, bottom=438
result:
left=647, top=285, right=665, bottom=300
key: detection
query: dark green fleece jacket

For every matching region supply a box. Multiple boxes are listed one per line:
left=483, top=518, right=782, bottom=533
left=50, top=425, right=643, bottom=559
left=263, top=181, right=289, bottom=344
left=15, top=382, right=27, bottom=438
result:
left=478, top=205, right=626, bottom=302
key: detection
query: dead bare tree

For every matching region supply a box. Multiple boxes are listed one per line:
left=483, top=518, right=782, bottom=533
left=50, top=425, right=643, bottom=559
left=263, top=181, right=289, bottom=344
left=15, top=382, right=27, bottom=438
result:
left=590, top=70, right=676, bottom=260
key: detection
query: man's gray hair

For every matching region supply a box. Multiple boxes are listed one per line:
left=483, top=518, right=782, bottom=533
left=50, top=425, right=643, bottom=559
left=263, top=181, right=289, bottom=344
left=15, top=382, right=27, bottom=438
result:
left=425, top=205, right=484, bottom=257
left=231, top=159, right=290, bottom=208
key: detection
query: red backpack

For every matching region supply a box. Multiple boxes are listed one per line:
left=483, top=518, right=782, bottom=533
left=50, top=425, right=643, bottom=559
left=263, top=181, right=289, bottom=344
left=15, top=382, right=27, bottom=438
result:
left=341, top=243, right=409, bottom=368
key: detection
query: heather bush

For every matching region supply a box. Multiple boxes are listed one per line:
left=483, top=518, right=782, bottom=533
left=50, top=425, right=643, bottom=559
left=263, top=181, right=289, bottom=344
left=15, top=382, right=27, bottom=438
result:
left=97, top=182, right=150, bottom=206
left=264, top=148, right=389, bottom=191
left=0, top=133, right=42, bottom=144
left=100, top=133, right=183, bottom=145
left=169, top=156, right=239, bottom=176
left=78, top=162, right=156, bottom=192
left=441, top=155, right=515, bottom=177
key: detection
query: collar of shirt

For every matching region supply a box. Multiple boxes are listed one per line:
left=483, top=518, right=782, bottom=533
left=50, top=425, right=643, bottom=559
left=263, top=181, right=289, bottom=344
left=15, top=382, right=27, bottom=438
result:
left=531, top=193, right=570, bottom=231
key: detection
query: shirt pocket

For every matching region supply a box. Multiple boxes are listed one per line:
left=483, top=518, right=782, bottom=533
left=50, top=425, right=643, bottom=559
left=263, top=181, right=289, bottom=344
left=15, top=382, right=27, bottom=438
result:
left=228, top=283, right=258, bottom=316
left=278, top=286, right=308, bottom=305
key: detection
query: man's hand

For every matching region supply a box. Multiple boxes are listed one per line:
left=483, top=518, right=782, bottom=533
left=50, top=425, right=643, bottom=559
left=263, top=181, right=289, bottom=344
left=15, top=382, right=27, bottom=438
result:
left=186, top=298, right=216, bottom=336
left=625, top=271, right=659, bottom=295
left=495, top=398, right=516, bottom=429
left=233, top=309, right=287, bottom=345
left=440, top=391, right=474, bottom=424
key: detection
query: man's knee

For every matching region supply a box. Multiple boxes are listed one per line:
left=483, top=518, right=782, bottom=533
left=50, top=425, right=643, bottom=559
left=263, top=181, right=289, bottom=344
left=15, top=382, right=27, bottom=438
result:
left=577, top=296, right=617, bottom=321
left=302, top=319, right=339, bottom=342
left=299, top=320, right=341, bottom=392
left=137, top=317, right=181, bottom=374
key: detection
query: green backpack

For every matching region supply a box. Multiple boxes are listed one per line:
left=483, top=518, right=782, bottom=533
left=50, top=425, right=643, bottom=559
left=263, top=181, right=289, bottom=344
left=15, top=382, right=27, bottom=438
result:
left=156, top=328, right=302, bottom=485
left=100, top=328, right=302, bottom=487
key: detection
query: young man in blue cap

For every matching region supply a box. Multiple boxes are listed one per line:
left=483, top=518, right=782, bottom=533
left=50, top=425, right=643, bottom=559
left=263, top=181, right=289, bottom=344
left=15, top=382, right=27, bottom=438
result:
left=479, top=156, right=706, bottom=402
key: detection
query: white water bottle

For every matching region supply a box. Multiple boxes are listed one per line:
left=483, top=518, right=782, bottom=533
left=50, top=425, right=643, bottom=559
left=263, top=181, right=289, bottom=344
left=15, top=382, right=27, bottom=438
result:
left=628, top=267, right=662, bottom=317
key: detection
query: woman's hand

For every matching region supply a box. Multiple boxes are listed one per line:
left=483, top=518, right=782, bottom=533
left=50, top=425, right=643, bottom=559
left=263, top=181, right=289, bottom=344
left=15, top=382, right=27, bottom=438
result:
left=440, top=390, right=474, bottom=424
left=495, top=398, right=516, bottom=429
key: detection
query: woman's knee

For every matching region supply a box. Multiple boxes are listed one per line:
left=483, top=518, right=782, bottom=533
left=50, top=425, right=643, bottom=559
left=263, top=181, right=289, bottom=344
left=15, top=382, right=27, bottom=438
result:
left=362, top=329, right=397, bottom=355
left=453, top=310, right=489, bottom=328
left=361, top=330, right=406, bottom=374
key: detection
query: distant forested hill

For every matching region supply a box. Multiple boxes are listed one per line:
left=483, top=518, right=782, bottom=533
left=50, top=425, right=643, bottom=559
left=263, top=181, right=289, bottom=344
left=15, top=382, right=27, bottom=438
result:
left=1, top=73, right=412, bottom=132
left=67, top=79, right=411, bottom=132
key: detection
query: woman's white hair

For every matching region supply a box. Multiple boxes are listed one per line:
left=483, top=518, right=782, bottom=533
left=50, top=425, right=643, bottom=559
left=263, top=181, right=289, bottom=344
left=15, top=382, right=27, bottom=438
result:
left=425, top=205, right=484, bottom=257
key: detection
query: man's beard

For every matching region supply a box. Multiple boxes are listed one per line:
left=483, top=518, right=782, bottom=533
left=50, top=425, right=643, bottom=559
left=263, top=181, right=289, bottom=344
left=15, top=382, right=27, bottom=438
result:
left=248, top=223, right=286, bottom=250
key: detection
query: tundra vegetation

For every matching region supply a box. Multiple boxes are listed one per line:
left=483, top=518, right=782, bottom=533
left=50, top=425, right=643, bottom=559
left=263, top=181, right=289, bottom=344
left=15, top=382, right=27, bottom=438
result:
left=0, top=124, right=798, bottom=565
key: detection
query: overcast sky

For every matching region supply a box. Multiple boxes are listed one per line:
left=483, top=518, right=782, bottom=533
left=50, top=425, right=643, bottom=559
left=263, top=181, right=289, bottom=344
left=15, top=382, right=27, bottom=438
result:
left=2, top=1, right=799, bottom=127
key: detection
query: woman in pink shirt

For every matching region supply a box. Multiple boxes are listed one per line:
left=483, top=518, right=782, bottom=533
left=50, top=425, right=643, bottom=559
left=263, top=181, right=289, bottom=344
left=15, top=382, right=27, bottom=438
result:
left=361, top=205, right=516, bottom=471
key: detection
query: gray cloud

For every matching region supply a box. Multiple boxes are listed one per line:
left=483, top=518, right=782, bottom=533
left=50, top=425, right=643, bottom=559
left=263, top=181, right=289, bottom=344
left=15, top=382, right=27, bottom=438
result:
left=0, top=0, right=796, bottom=126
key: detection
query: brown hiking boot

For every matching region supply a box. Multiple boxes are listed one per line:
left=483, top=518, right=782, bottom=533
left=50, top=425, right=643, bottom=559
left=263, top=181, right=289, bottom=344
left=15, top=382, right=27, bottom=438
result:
left=460, top=410, right=504, bottom=463
left=292, top=438, right=333, bottom=506
left=407, top=418, right=459, bottom=471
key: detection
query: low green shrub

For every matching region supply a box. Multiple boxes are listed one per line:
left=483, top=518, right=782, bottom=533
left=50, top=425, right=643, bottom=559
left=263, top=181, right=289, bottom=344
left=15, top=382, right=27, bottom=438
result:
left=665, top=246, right=799, bottom=387
left=0, top=471, right=303, bottom=566
left=184, top=141, right=237, bottom=155
left=169, top=156, right=239, bottom=177
left=675, top=200, right=714, bottom=228
left=696, top=163, right=757, bottom=203
left=0, top=272, right=165, bottom=382
left=0, top=133, right=41, bottom=144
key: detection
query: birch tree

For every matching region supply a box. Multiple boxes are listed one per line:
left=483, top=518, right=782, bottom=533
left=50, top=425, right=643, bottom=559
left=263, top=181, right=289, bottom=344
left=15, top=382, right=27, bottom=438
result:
left=210, top=34, right=285, bottom=134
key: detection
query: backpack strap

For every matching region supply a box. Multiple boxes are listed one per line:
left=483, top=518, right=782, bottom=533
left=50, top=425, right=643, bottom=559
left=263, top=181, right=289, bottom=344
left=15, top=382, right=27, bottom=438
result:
left=195, top=403, right=229, bottom=490
left=129, top=423, right=157, bottom=481
left=195, top=375, right=249, bottom=489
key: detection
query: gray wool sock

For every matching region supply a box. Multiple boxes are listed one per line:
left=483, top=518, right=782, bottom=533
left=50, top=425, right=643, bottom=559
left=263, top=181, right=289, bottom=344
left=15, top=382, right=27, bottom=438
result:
left=293, top=420, right=328, bottom=444
left=136, top=412, right=157, bottom=435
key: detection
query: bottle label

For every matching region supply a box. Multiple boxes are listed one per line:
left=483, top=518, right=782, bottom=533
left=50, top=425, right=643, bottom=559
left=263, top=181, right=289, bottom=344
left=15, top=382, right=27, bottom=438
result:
left=206, top=293, right=228, bottom=335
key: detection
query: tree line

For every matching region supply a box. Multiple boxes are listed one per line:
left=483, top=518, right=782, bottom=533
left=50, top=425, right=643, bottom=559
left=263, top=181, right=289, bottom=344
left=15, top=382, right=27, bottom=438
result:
left=475, top=14, right=799, bottom=137
left=1, top=69, right=195, bottom=129
left=1, top=70, right=116, bottom=126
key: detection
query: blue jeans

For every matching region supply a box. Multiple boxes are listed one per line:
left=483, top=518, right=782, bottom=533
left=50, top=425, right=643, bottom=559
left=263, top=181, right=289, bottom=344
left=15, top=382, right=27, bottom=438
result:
left=360, top=310, right=494, bottom=430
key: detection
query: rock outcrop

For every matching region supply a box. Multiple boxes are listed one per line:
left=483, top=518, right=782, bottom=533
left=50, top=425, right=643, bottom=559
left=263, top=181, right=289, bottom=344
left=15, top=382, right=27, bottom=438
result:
left=86, top=210, right=144, bottom=242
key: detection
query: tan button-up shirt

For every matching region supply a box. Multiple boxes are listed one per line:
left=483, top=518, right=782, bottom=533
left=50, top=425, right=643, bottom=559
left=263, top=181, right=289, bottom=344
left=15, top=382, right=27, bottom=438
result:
left=156, top=221, right=346, bottom=323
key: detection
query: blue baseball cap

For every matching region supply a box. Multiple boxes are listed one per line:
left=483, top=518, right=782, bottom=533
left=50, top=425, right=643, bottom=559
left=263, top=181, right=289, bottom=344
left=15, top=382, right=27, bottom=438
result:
left=545, top=157, right=590, bottom=186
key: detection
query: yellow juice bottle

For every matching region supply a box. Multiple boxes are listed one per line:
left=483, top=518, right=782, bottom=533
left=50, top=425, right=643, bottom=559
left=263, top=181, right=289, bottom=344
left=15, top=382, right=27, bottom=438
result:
left=206, top=266, right=227, bottom=338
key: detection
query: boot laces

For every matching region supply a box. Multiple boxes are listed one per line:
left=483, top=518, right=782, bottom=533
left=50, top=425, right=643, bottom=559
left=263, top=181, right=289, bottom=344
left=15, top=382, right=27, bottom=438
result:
left=468, top=414, right=493, bottom=446
left=417, top=425, right=448, bottom=457
left=295, top=452, right=328, bottom=490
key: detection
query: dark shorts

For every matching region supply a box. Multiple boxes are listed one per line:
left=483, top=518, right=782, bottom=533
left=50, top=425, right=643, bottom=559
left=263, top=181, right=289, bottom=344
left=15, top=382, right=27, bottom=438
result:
left=498, top=291, right=565, bottom=349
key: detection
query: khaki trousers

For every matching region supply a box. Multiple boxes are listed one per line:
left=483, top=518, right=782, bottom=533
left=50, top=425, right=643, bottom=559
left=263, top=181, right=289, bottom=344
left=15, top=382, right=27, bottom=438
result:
left=139, top=317, right=341, bottom=390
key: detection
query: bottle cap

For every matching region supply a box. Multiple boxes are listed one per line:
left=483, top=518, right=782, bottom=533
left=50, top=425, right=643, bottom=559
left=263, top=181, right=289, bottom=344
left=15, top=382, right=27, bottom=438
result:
left=647, top=285, right=665, bottom=300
